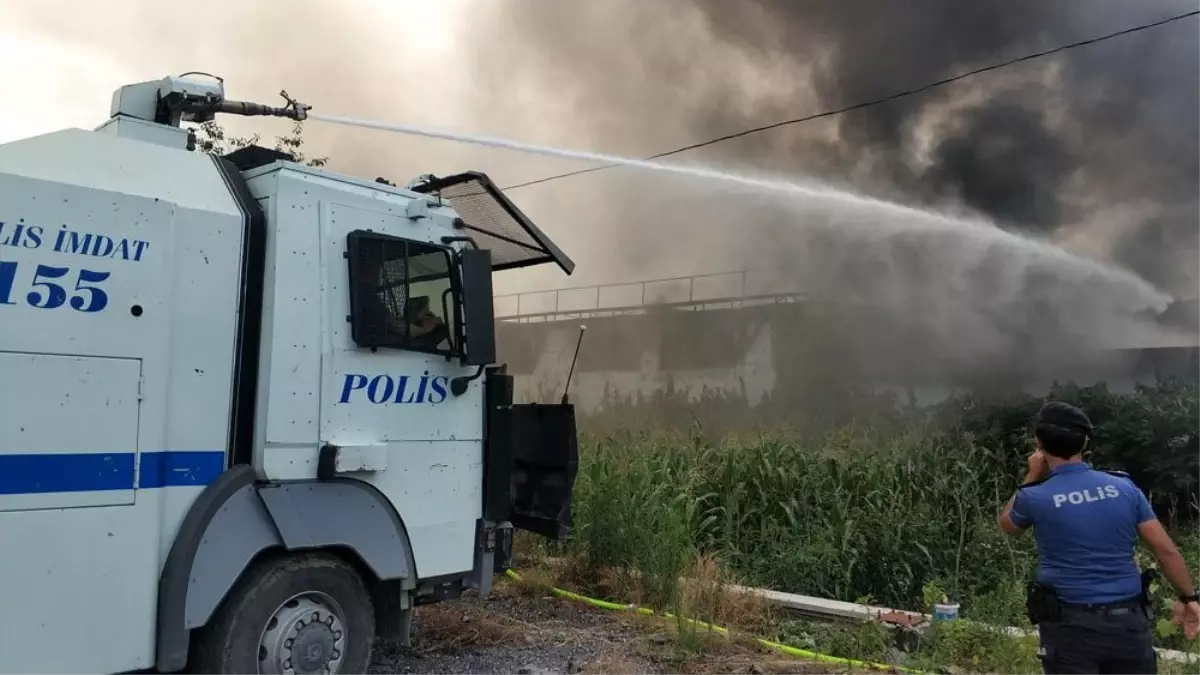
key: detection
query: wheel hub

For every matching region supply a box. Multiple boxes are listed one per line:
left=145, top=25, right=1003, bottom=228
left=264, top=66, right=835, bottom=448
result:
left=259, top=593, right=347, bottom=674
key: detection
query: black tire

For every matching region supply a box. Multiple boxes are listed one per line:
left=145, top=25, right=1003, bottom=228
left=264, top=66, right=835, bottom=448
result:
left=190, top=552, right=375, bottom=674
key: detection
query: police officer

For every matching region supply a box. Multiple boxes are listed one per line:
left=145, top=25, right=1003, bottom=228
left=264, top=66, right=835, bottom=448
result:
left=997, top=401, right=1199, bottom=674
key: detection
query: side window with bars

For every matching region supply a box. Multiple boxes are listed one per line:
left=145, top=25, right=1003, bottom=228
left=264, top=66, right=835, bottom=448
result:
left=346, top=230, right=459, bottom=354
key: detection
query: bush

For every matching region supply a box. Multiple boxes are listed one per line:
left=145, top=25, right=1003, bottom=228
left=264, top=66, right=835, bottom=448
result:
left=568, top=428, right=1040, bottom=611
left=558, top=379, right=1199, bottom=655
left=939, top=377, right=1199, bottom=521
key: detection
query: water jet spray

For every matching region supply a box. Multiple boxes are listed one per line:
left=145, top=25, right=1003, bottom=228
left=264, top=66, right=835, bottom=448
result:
left=306, top=112, right=1174, bottom=323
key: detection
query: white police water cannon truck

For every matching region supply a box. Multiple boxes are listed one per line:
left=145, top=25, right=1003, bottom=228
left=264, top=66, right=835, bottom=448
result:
left=0, top=73, right=579, bottom=674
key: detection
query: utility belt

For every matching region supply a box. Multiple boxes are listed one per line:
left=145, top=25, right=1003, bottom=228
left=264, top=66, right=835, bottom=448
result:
left=1025, top=570, right=1157, bottom=625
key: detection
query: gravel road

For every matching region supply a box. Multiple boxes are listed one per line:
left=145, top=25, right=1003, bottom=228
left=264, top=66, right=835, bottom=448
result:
left=365, top=586, right=844, bottom=675
left=367, top=591, right=660, bottom=674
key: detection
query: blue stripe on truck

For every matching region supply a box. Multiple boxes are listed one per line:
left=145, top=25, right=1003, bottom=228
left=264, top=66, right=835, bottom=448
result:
left=0, top=451, right=226, bottom=495
left=139, top=451, right=227, bottom=489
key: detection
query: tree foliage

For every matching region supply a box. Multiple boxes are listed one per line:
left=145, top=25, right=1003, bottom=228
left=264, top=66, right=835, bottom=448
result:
left=194, top=120, right=328, bottom=168
left=580, top=377, right=1200, bottom=523
left=941, top=377, right=1199, bottom=521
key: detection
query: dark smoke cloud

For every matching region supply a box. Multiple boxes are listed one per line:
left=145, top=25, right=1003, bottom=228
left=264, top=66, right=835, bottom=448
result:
left=920, top=101, right=1073, bottom=229
left=445, top=0, right=1199, bottom=391
left=466, top=0, right=1199, bottom=295
left=4, top=0, right=1193, bottom=383
left=702, top=0, right=1199, bottom=252
left=12, top=0, right=1192, bottom=296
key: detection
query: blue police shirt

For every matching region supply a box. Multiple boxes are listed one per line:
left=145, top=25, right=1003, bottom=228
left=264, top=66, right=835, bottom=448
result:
left=1009, top=462, right=1157, bottom=605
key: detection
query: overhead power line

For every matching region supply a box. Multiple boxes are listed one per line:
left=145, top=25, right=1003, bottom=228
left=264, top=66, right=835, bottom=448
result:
left=501, top=9, right=1200, bottom=192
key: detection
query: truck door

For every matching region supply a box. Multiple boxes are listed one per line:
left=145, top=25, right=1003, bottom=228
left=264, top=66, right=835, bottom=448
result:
left=319, top=211, right=486, bottom=578
left=407, top=173, right=582, bottom=545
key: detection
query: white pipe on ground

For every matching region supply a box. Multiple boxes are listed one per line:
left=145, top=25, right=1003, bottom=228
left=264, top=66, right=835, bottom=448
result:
left=727, top=583, right=1197, bottom=665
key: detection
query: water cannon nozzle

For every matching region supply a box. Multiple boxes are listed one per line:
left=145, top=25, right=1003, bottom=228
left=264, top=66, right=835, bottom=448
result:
left=279, top=89, right=311, bottom=121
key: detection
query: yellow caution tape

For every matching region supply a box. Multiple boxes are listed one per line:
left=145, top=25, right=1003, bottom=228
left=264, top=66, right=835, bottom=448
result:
left=505, top=568, right=923, bottom=673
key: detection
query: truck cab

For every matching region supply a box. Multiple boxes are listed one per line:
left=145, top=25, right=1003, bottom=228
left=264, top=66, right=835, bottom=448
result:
left=0, top=75, right=577, bottom=674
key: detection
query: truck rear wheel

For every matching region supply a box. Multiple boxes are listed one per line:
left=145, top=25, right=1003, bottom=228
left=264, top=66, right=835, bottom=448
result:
left=191, top=552, right=375, bottom=674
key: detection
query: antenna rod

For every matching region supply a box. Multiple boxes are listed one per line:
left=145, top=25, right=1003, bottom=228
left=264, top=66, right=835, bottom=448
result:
left=560, top=324, right=587, bottom=405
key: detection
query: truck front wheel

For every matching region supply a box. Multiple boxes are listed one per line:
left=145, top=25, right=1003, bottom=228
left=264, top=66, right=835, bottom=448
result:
left=191, top=552, right=375, bottom=674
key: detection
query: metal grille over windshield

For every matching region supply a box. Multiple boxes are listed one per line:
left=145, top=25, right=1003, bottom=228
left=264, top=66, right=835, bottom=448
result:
left=410, top=172, right=575, bottom=275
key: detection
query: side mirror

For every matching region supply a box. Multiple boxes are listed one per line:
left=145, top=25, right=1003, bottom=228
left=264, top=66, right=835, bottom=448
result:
left=459, top=248, right=497, bottom=366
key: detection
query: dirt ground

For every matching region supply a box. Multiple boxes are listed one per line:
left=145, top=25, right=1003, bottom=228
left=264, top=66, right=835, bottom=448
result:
left=366, top=584, right=850, bottom=674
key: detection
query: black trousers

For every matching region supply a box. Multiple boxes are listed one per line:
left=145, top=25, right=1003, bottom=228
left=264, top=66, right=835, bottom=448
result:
left=1038, top=603, right=1157, bottom=674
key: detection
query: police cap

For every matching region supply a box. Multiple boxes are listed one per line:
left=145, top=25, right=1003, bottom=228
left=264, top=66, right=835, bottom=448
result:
left=1036, top=401, right=1094, bottom=434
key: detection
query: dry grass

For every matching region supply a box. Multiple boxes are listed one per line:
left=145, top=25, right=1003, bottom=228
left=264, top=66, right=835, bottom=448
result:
left=676, top=655, right=848, bottom=674
left=604, top=619, right=849, bottom=675
left=499, top=555, right=824, bottom=674
left=508, top=566, right=561, bottom=600
left=510, top=524, right=543, bottom=561
left=502, top=541, right=839, bottom=674
left=634, top=624, right=844, bottom=675
left=506, top=551, right=785, bottom=671
left=677, top=554, right=778, bottom=635
left=428, top=570, right=836, bottom=675
left=521, top=551, right=778, bottom=635
left=577, top=650, right=657, bottom=674
left=412, top=604, right=531, bottom=653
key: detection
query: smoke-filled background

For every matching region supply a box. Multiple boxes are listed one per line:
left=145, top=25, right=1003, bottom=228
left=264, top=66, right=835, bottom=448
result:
left=3, top=0, right=1197, bottom=379
left=469, top=0, right=1198, bottom=304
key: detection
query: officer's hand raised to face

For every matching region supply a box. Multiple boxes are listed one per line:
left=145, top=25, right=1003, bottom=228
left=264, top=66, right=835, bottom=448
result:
left=1025, top=449, right=1049, bottom=482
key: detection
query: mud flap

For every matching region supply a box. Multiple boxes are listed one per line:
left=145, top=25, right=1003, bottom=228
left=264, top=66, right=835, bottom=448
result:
left=483, top=370, right=579, bottom=540
left=506, top=403, right=578, bottom=539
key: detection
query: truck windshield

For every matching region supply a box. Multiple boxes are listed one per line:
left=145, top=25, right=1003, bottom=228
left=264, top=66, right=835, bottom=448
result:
left=369, top=242, right=456, bottom=354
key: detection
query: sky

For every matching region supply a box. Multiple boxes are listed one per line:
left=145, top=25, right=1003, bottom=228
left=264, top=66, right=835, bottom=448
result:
left=1, top=0, right=1196, bottom=316
left=0, top=0, right=568, bottom=295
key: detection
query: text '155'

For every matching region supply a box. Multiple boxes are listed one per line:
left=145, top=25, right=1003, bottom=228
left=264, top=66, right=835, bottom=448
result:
left=0, top=262, right=111, bottom=313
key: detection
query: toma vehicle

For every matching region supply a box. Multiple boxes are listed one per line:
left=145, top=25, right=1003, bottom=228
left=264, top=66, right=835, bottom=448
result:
left=0, top=74, right=578, bottom=674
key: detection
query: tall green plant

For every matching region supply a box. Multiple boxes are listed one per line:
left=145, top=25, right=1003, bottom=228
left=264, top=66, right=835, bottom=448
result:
left=561, top=378, right=1199, bottom=654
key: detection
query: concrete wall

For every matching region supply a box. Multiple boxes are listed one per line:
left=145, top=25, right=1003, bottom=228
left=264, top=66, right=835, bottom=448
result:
left=503, top=313, right=778, bottom=411
left=496, top=303, right=1199, bottom=415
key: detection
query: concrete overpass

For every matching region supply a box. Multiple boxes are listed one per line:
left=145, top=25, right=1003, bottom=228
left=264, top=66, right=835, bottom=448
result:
left=493, top=269, right=1199, bottom=416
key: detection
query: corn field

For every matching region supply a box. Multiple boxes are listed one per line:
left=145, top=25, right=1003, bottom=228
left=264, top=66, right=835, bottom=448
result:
left=545, top=378, right=1200, bottom=653
left=569, top=428, right=1037, bottom=609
